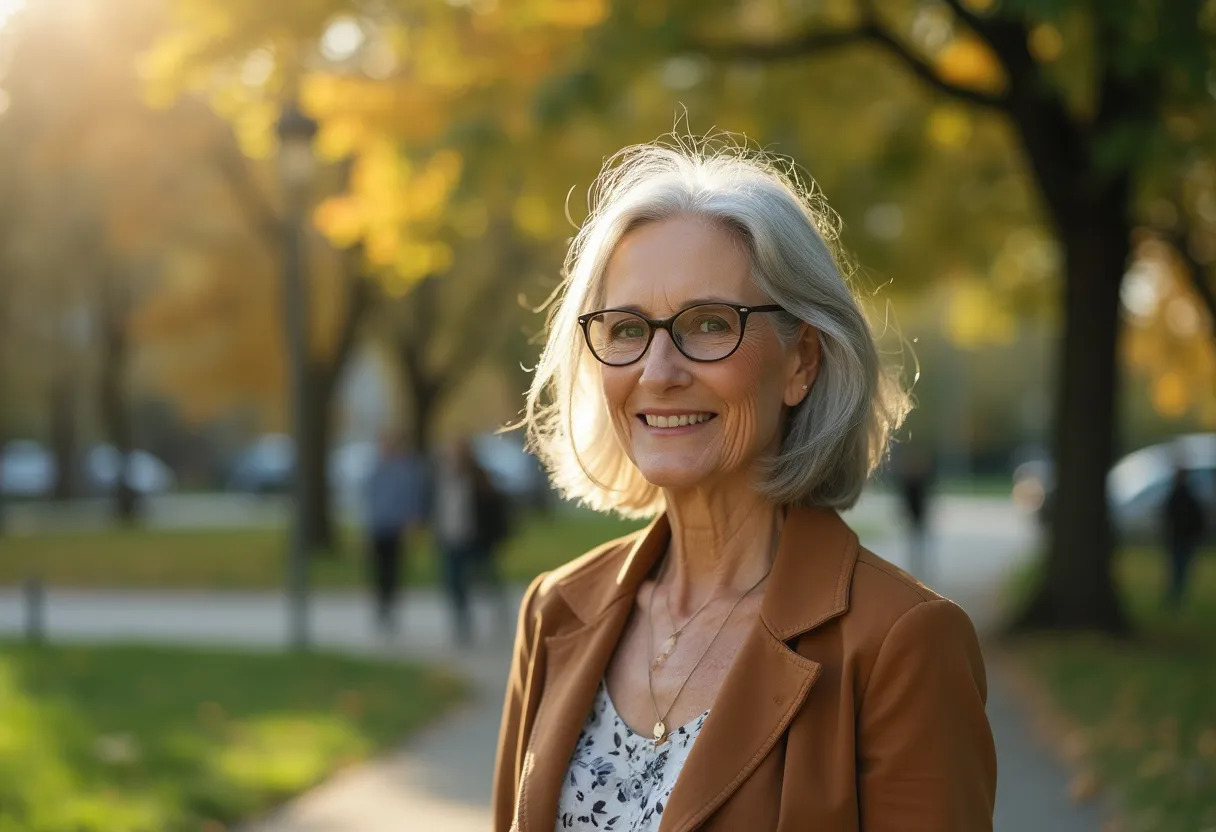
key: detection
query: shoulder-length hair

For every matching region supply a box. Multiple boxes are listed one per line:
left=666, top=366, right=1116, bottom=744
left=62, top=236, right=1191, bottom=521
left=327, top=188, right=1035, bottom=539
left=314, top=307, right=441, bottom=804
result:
left=521, top=137, right=910, bottom=519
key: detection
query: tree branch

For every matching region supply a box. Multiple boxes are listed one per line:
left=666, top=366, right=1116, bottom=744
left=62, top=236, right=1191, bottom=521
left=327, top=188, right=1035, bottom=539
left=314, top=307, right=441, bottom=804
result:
left=212, top=138, right=284, bottom=246
left=863, top=23, right=1009, bottom=110
left=336, top=252, right=374, bottom=364
left=696, top=17, right=1009, bottom=111
left=938, top=0, right=1034, bottom=78
left=433, top=234, right=534, bottom=399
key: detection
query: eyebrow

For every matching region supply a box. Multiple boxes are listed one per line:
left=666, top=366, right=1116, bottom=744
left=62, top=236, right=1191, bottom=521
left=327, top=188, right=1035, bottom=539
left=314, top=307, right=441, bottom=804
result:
left=608, top=297, right=736, bottom=315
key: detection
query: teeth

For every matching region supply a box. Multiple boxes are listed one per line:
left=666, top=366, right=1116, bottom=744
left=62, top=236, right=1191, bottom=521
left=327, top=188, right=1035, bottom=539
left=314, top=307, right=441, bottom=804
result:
left=644, top=413, right=713, bottom=428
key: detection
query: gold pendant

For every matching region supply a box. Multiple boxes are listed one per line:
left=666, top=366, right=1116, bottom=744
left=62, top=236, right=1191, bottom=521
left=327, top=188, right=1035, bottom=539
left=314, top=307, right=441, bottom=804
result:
left=653, top=721, right=667, bottom=744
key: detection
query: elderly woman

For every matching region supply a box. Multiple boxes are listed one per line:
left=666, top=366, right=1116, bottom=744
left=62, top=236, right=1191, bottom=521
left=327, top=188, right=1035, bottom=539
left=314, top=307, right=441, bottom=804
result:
left=494, top=141, right=996, bottom=831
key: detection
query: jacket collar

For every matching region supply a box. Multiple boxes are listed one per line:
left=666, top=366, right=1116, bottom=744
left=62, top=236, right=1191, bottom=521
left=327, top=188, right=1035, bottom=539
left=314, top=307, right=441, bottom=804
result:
left=552, top=504, right=859, bottom=641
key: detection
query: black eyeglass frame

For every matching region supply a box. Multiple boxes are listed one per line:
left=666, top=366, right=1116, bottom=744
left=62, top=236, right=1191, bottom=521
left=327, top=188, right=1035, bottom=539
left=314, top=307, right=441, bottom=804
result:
left=576, top=302, right=786, bottom=366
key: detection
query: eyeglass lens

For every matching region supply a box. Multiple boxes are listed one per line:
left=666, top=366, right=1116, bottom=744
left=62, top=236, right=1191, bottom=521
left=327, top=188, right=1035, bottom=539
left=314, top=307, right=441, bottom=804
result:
left=585, top=304, right=743, bottom=365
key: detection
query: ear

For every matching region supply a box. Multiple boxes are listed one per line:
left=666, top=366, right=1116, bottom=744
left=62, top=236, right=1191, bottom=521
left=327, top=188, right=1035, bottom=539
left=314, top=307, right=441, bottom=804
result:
left=783, top=324, right=821, bottom=407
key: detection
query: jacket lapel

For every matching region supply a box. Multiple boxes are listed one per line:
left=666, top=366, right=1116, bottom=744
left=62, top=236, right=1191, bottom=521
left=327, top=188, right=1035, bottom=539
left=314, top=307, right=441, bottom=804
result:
left=658, top=622, right=821, bottom=832
left=516, top=515, right=671, bottom=832
left=659, top=506, right=859, bottom=832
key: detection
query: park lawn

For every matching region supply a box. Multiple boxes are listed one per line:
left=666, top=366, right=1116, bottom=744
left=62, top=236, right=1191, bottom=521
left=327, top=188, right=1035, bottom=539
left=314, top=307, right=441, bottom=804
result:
left=0, top=641, right=463, bottom=832
left=1011, top=548, right=1216, bottom=832
left=0, top=510, right=647, bottom=590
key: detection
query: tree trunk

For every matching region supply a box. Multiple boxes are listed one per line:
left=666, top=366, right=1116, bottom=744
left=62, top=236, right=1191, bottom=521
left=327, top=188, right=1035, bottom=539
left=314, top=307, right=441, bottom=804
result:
left=299, top=269, right=373, bottom=556
left=0, top=428, right=6, bottom=536
left=99, top=275, right=139, bottom=524
left=300, top=362, right=335, bottom=553
left=406, top=378, right=441, bottom=456
left=1012, top=208, right=1130, bottom=634
left=50, top=373, right=77, bottom=501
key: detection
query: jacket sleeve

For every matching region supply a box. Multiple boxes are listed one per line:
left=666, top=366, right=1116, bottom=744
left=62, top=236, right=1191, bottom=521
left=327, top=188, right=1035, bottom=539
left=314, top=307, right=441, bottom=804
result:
left=858, top=599, right=997, bottom=831
left=492, top=571, right=548, bottom=831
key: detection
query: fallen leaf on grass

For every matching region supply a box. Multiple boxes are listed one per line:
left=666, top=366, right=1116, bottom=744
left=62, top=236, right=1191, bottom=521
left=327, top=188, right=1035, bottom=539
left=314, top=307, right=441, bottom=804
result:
left=337, top=689, right=365, bottom=718
left=1136, top=749, right=1176, bottom=779
left=1069, top=769, right=1102, bottom=803
left=94, top=731, right=140, bottom=765
left=1062, top=729, right=1090, bottom=763
left=198, top=700, right=228, bottom=729
left=1197, top=728, right=1216, bottom=757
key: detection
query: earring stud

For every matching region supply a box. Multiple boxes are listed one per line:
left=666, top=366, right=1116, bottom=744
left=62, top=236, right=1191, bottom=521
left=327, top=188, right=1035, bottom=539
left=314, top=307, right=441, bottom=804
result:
left=801, top=384, right=809, bottom=392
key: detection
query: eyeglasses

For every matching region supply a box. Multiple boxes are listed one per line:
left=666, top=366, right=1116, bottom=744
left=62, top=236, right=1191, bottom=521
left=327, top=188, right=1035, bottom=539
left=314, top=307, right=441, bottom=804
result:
left=577, top=302, right=786, bottom=366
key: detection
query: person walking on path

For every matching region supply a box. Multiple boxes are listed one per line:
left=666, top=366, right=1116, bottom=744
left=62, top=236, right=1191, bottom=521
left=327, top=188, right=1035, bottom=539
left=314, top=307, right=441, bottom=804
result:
left=434, top=437, right=512, bottom=647
left=363, top=430, right=428, bottom=637
left=895, top=444, right=935, bottom=583
left=1163, top=462, right=1205, bottom=609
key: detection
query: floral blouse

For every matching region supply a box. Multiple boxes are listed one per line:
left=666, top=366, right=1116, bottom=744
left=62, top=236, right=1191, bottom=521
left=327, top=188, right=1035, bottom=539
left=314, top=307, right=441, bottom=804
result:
left=555, top=682, right=710, bottom=831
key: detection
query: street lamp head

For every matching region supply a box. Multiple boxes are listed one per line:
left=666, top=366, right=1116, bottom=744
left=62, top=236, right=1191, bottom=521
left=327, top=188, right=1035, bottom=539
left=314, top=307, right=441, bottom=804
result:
left=277, top=102, right=319, bottom=189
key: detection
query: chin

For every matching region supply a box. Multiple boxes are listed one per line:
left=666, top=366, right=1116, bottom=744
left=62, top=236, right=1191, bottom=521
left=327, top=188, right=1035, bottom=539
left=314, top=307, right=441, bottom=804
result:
left=631, top=455, right=717, bottom=490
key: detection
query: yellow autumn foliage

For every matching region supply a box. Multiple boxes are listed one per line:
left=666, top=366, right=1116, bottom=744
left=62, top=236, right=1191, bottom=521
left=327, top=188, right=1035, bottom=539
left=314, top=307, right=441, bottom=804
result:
left=1123, top=250, right=1216, bottom=426
left=945, top=280, right=1018, bottom=348
left=934, top=36, right=1006, bottom=95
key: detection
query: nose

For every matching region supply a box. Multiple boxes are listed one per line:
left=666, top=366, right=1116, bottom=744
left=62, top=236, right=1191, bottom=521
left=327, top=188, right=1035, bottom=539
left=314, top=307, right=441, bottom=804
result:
left=637, top=328, right=692, bottom=390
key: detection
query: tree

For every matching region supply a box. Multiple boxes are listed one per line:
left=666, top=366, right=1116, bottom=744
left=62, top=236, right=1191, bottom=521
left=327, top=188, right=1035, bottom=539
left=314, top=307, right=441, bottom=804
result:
left=211, top=138, right=377, bottom=552
left=145, top=0, right=603, bottom=457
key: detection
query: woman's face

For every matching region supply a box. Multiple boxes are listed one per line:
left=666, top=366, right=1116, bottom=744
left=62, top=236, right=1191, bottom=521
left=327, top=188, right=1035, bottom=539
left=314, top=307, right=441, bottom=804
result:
left=598, top=215, right=817, bottom=493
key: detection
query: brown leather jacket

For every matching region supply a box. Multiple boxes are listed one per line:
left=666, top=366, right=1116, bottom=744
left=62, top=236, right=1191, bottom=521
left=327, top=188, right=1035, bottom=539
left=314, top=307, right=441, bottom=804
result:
left=493, top=506, right=996, bottom=831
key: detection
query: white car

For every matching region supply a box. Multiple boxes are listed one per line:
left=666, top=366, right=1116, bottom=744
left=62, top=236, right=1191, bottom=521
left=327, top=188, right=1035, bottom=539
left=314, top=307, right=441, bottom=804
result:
left=84, top=445, right=177, bottom=495
left=1014, top=434, right=1216, bottom=544
left=226, top=434, right=295, bottom=493
left=0, top=440, right=55, bottom=497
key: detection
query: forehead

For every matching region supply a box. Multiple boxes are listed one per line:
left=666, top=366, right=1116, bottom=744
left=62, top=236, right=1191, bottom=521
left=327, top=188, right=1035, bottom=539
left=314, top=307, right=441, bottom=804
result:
left=601, top=215, right=763, bottom=312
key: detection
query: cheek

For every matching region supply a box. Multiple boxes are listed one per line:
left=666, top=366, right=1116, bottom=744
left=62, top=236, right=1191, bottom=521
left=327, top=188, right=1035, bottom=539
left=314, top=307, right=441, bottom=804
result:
left=716, top=343, right=788, bottom=466
left=601, top=367, right=639, bottom=450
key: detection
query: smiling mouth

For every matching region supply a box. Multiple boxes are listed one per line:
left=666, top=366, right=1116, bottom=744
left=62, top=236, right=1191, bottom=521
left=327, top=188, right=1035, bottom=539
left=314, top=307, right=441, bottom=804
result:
left=638, top=413, right=718, bottom=429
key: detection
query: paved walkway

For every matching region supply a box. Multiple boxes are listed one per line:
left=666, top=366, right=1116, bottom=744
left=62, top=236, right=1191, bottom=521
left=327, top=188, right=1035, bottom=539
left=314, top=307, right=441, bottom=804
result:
left=0, top=495, right=1110, bottom=831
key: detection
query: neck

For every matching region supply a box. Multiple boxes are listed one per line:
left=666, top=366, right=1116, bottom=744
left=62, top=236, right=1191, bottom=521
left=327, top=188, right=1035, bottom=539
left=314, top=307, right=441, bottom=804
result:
left=659, top=484, right=783, bottom=616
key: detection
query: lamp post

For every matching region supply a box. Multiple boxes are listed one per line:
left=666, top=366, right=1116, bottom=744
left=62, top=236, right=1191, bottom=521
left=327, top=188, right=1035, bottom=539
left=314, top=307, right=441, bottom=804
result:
left=277, top=99, right=317, bottom=651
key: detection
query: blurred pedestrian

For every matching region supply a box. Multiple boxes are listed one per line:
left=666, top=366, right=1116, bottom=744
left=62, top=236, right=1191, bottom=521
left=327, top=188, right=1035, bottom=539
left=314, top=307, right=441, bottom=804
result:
left=434, top=437, right=512, bottom=646
left=363, top=429, right=428, bottom=637
left=896, top=444, right=935, bottom=582
left=1163, top=463, right=1204, bottom=609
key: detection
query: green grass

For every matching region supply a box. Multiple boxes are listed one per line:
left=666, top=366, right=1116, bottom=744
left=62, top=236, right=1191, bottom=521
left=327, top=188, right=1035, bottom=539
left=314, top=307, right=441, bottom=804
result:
left=1011, top=549, right=1216, bottom=832
left=0, top=642, right=463, bottom=832
left=0, top=510, right=647, bottom=590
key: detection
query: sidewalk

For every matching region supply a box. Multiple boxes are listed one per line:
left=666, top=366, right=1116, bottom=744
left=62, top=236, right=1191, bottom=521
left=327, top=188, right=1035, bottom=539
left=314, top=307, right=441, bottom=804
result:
left=0, top=496, right=1109, bottom=831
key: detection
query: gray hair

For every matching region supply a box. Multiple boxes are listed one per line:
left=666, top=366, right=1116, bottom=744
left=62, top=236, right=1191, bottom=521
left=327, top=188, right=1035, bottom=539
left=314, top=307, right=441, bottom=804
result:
left=521, top=137, right=910, bottom=518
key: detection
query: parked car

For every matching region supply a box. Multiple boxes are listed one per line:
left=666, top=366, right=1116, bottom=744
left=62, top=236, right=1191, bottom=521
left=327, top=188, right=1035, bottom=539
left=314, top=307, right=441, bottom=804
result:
left=330, top=439, right=379, bottom=496
left=226, top=432, right=552, bottom=510
left=83, top=445, right=177, bottom=495
left=226, top=434, right=294, bottom=494
left=1012, top=434, right=1216, bottom=544
left=227, top=436, right=397, bottom=496
left=470, top=433, right=551, bottom=509
left=0, top=440, right=55, bottom=497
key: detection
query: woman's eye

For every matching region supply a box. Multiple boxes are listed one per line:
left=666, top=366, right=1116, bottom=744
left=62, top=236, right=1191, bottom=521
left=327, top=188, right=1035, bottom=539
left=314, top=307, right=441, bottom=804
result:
left=611, top=321, right=647, bottom=339
left=696, top=317, right=729, bottom=333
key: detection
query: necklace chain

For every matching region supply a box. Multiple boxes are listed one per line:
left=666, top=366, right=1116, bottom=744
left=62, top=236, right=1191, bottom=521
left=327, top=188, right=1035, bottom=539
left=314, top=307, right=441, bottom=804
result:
left=661, top=576, right=718, bottom=640
left=645, top=520, right=779, bottom=745
left=649, top=561, right=724, bottom=669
